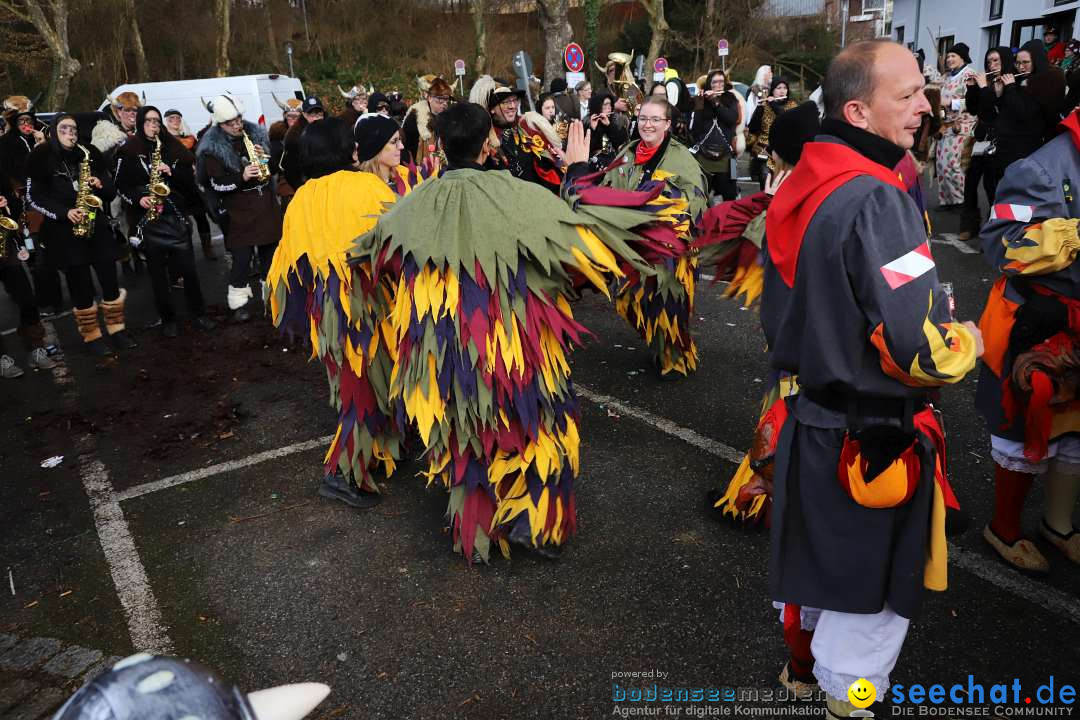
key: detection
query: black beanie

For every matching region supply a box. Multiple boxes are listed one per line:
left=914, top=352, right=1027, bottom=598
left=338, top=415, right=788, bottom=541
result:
left=549, top=78, right=568, bottom=94
left=769, top=76, right=790, bottom=97
left=948, top=43, right=972, bottom=66
left=767, top=101, right=820, bottom=166
left=354, top=113, right=400, bottom=163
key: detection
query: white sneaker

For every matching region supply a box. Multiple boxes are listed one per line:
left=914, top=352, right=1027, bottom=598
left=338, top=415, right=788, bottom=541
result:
left=1, top=354, right=25, bottom=378
left=28, top=347, right=57, bottom=370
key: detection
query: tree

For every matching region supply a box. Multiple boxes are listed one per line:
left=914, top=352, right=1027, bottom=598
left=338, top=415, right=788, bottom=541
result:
left=639, top=0, right=669, bottom=82
left=214, top=0, right=230, bottom=77
left=584, top=0, right=601, bottom=85
left=536, top=0, right=571, bottom=92
left=121, top=0, right=149, bottom=81
left=471, top=0, right=486, bottom=75
left=0, top=0, right=80, bottom=109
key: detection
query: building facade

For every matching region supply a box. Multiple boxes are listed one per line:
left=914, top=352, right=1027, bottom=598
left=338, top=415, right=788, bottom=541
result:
left=892, top=0, right=1074, bottom=69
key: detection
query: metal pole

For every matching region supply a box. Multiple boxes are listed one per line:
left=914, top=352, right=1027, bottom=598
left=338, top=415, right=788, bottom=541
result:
left=841, top=0, right=849, bottom=48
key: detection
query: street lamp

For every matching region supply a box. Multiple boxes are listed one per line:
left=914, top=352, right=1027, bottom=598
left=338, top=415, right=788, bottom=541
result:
left=285, top=41, right=294, bottom=77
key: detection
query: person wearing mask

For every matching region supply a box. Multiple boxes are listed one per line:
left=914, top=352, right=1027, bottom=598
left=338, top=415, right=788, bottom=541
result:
left=748, top=77, right=797, bottom=190
left=164, top=108, right=217, bottom=260
left=116, top=106, right=213, bottom=338
left=26, top=114, right=136, bottom=355
left=586, top=91, right=629, bottom=170
left=959, top=46, right=1014, bottom=241
left=688, top=69, right=741, bottom=201
left=763, top=40, right=981, bottom=717
left=195, top=95, right=281, bottom=322
left=266, top=117, right=415, bottom=510
left=935, top=43, right=977, bottom=208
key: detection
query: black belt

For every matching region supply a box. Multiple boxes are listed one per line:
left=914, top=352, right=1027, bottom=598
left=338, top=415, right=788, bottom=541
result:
left=802, top=388, right=928, bottom=421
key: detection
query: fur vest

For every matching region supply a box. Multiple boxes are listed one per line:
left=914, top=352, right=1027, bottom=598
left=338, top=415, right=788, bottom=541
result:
left=404, top=100, right=433, bottom=143
left=195, top=121, right=269, bottom=175
left=91, top=119, right=128, bottom=155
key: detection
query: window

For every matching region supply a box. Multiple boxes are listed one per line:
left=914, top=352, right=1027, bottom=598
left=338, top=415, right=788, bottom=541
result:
left=988, top=0, right=1003, bottom=21
left=938, top=34, right=954, bottom=62
left=862, top=0, right=884, bottom=11
left=986, top=24, right=1001, bottom=49
left=896, top=25, right=905, bottom=44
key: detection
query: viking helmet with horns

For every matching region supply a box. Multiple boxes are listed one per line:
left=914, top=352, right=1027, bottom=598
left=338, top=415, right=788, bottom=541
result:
left=272, top=93, right=303, bottom=115
left=338, top=83, right=374, bottom=100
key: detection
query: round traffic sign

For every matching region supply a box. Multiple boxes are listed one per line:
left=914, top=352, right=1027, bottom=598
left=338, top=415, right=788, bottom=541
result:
left=654, top=57, right=669, bottom=73
left=717, top=39, right=729, bottom=50
left=454, top=58, right=466, bottom=71
left=564, top=42, right=585, bottom=73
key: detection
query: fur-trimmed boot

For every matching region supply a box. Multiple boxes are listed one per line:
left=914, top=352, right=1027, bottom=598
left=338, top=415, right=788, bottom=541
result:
left=227, top=284, right=253, bottom=322
left=74, top=304, right=113, bottom=356
left=200, top=230, right=218, bottom=260
left=101, top=289, right=138, bottom=350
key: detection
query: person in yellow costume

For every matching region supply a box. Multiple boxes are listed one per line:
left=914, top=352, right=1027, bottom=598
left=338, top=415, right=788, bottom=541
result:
left=266, top=115, right=421, bottom=508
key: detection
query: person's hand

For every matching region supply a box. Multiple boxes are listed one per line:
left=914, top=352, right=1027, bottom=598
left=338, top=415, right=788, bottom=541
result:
left=564, top=120, right=592, bottom=166
left=139, top=196, right=154, bottom=209
left=0, top=196, right=7, bottom=210
left=89, top=176, right=102, bottom=189
left=764, top=169, right=791, bottom=196
left=962, top=321, right=984, bottom=358
left=600, top=113, right=610, bottom=126
left=1001, top=73, right=1016, bottom=86
left=614, top=98, right=629, bottom=113
left=589, top=114, right=600, bottom=130
left=975, top=73, right=988, bottom=88
left=158, top=162, right=171, bottom=176
left=32, top=130, right=45, bottom=146
left=242, top=164, right=261, bottom=180
left=67, top=208, right=86, bottom=224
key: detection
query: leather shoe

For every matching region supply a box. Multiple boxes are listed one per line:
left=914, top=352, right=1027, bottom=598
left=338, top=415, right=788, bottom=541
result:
left=318, top=471, right=382, bottom=509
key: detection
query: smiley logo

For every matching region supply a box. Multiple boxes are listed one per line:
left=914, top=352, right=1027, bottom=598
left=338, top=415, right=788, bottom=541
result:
left=848, top=678, right=876, bottom=708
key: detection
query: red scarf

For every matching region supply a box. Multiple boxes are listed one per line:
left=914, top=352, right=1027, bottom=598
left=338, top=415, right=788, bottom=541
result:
left=1060, top=108, right=1080, bottom=152
left=634, top=141, right=661, bottom=166
left=766, top=141, right=906, bottom=288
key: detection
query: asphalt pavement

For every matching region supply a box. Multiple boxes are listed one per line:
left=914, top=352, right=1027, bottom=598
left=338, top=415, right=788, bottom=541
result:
left=1, top=182, right=1078, bottom=719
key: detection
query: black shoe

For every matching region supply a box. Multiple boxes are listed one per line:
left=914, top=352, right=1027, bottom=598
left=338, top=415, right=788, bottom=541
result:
left=86, top=338, right=114, bottom=357
left=233, top=305, right=251, bottom=323
left=318, top=472, right=382, bottom=509
left=162, top=321, right=179, bottom=338
left=193, top=316, right=216, bottom=331
left=508, top=522, right=563, bottom=560
left=109, top=330, right=138, bottom=350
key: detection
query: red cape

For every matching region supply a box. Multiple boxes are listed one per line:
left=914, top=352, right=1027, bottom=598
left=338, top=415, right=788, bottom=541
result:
left=766, top=141, right=906, bottom=287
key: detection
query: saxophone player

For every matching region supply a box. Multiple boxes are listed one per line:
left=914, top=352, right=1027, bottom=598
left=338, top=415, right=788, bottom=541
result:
left=25, top=113, right=136, bottom=356
left=116, top=106, right=213, bottom=339
left=195, top=95, right=281, bottom=322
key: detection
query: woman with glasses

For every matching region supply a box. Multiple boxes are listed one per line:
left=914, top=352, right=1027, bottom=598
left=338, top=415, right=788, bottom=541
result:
left=25, top=114, right=136, bottom=355
left=116, top=106, right=213, bottom=338
left=568, top=96, right=708, bottom=380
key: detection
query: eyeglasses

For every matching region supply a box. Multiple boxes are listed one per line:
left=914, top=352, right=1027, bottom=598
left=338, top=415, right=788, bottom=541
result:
left=430, top=95, right=451, bottom=103
left=144, top=118, right=162, bottom=125
left=222, top=117, right=244, bottom=127
left=638, top=116, right=669, bottom=126
left=57, top=125, right=78, bottom=135
left=1016, top=59, right=1033, bottom=66
left=499, top=98, right=518, bottom=107
left=119, top=107, right=137, bottom=113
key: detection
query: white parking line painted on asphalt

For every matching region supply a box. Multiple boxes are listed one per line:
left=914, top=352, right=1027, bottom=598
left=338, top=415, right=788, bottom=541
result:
left=41, top=324, right=174, bottom=654
left=116, top=435, right=335, bottom=502
left=575, top=385, right=744, bottom=464
left=576, top=384, right=1080, bottom=625
left=932, top=233, right=979, bottom=255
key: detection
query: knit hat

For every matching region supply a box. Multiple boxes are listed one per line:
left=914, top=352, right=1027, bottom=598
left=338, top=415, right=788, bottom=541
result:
left=354, top=112, right=399, bottom=163
left=367, top=92, right=390, bottom=113
left=207, top=94, right=243, bottom=125
left=947, top=43, right=972, bottom=66
left=767, top=101, right=820, bottom=166
left=549, top=78, right=568, bottom=94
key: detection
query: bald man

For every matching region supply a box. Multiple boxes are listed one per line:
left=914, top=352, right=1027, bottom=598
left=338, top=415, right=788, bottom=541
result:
left=761, top=40, right=982, bottom=717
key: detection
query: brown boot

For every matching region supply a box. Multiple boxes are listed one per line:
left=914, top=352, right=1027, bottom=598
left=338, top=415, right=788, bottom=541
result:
left=101, top=289, right=137, bottom=350
left=73, top=304, right=112, bottom=356
left=200, top=231, right=218, bottom=260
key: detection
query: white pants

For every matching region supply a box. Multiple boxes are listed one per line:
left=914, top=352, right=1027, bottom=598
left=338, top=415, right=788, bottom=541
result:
left=990, top=434, right=1080, bottom=475
left=775, top=602, right=909, bottom=702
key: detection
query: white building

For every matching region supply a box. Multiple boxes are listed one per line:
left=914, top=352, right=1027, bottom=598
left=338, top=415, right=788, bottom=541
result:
left=892, top=0, right=1073, bottom=68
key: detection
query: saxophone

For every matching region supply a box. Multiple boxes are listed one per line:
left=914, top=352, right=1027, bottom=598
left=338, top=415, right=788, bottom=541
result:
left=73, top=144, right=103, bottom=238
left=0, top=208, right=19, bottom=260
left=242, top=129, right=270, bottom=183
left=143, top=136, right=171, bottom=223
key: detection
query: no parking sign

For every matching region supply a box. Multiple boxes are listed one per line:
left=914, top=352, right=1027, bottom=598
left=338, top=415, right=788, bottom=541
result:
left=564, top=43, right=585, bottom=73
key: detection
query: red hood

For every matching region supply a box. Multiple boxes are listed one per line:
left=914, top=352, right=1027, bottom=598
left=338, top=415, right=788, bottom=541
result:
left=766, top=141, right=906, bottom=287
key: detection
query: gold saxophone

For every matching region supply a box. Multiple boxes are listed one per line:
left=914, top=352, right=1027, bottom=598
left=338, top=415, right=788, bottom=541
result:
left=73, top=144, right=103, bottom=238
left=0, top=208, right=19, bottom=259
left=242, top=129, right=270, bottom=183
left=143, top=136, right=171, bottom=223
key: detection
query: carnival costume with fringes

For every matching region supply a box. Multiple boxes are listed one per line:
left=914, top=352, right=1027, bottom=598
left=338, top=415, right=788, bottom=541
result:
left=568, top=137, right=708, bottom=377
left=265, top=170, right=416, bottom=491
left=351, top=167, right=686, bottom=562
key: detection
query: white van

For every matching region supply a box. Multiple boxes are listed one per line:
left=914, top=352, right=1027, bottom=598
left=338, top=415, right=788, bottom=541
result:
left=99, top=74, right=305, bottom=132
